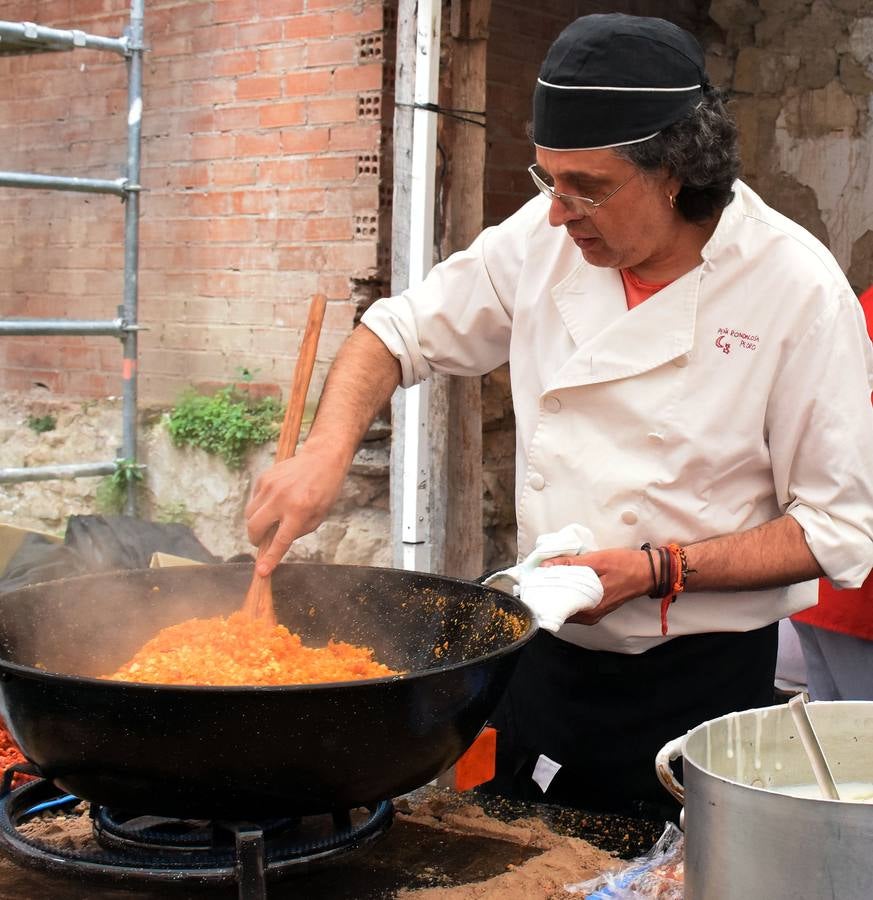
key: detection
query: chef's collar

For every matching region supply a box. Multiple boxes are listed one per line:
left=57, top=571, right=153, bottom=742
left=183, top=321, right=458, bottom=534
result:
left=533, top=13, right=707, bottom=151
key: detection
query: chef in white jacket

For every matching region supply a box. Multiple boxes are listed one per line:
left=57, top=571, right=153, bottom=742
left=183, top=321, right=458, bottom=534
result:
left=247, top=14, right=873, bottom=816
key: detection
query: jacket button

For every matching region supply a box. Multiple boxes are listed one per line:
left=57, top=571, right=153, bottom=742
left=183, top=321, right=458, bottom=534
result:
left=621, top=510, right=638, bottom=525
left=530, top=472, right=545, bottom=491
left=543, top=396, right=561, bottom=413
left=673, top=354, right=690, bottom=368
left=647, top=432, right=664, bottom=443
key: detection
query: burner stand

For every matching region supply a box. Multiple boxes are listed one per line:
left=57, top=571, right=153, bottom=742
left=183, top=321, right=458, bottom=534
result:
left=0, top=778, right=394, bottom=900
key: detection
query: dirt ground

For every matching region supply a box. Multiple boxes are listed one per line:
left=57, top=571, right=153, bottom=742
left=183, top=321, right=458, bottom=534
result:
left=0, top=789, right=627, bottom=899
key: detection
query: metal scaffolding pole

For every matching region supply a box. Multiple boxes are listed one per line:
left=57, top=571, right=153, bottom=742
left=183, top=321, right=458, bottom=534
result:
left=0, top=462, right=118, bottom=484
left=120, top=0, right=144, bottom=515
left=0, top=20, right=129, bottom=55
left=0, top=2, right=145, bottom=511
left=0, top=319, right=130, bottom=337
left=0, top=172, right=129, bottom=196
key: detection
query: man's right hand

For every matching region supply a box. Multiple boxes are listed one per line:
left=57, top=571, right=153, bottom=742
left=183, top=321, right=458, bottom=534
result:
left=244, top=444, right=348, bottom=576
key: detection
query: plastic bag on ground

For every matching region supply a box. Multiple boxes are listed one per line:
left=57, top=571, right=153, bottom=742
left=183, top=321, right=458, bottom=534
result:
left=565, top=821, right=684, bottom=898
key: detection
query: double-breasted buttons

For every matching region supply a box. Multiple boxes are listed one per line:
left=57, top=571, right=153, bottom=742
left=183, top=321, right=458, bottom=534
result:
left=543, top=395, right=561, bottom=413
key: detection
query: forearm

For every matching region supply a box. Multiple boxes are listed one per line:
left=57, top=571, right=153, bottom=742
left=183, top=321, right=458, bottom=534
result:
left=548, top=514, right=824, bottom=626
left=245, top=325, right=401, bottom=572
left=300, top=324, right=401, bottom=468
left=682, top=514, right=823, bottom=593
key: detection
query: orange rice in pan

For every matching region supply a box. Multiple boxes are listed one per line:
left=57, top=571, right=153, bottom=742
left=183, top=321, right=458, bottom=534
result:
left=107, top=611, right=400, bottom=686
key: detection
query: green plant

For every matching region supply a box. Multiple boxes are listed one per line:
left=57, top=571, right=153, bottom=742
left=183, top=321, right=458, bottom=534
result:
left=26, top=414, right=56, bottom=433
left=94, top=458, right=145, bottom=514
left=155, top=501, right=195, bottom=528
left=235, top=366, right=259, bottom=383
left=166, top=385, right=281, bottom=469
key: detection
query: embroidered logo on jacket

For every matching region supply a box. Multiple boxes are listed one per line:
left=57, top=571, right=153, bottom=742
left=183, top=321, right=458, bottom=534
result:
left=716, top=327, right=758, bottom=355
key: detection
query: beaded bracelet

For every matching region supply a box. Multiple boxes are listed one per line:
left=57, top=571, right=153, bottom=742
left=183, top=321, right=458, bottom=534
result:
left=641, top=542, right=695, bottom=636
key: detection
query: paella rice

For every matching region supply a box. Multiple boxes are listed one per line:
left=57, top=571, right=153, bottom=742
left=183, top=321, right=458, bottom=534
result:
left=0, top=722, right=34, bottom=787
left=106, top=611, right=400, bottom=686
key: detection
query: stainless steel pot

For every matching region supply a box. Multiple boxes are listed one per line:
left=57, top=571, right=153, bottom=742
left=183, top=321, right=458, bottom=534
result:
left=656, top=701, right=873, bottom=899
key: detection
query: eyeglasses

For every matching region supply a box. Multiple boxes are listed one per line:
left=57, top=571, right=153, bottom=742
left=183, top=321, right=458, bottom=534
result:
left=528, top=164, right=638, bottom=216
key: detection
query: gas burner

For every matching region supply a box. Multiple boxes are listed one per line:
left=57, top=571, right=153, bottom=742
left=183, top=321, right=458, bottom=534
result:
left=93, top=806, right=301, bottom=853
left=0, top=777, right=393, bottom=900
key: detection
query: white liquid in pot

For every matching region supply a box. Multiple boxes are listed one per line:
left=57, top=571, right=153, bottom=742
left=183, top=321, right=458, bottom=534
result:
left=768, top=781, right=873, bottom=802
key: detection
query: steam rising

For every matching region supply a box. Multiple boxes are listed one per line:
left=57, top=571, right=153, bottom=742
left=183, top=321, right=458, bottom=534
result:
left=0, top=563, right=533, bottom=685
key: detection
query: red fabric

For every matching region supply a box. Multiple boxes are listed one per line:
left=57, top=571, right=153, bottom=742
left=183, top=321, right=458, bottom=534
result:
left=620, top=267, right=670, bottom=309
left=792, top=579, right=873, bottom=640
left=859, top=285, right=873, bottom=341
left=792, top=288, right=873, bottom=637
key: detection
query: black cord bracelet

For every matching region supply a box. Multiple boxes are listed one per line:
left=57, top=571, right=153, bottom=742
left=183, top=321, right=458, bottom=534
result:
left=641, top=543, right=658, bottom=597
left=658, top=546, right=670, bottom=598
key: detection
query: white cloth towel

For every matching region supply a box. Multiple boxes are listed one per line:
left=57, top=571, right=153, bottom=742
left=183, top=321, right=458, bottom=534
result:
left=483, top=524, right=604, bottom=632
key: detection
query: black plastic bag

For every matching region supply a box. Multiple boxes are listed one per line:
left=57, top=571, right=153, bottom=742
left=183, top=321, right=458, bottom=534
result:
left=0, top=515, right=220, bottom=594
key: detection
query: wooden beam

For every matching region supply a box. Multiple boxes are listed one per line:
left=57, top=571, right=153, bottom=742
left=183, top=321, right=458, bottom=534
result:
left=442, top=0, right=490, bottom=578
left=389, top=0, right=489, bottom=579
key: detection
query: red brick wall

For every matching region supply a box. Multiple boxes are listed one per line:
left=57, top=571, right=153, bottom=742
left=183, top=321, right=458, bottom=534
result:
left=483, top=0, right=571, bottom=227
left=0, top=0, right=389, bottom=404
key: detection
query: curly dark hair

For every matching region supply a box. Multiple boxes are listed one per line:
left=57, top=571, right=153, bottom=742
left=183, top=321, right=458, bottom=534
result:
left=614, top=85, right=741, bottom=223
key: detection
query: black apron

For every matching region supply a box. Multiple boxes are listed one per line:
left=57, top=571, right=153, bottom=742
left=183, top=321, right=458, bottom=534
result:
left=481, top=623, right=778, bottom=819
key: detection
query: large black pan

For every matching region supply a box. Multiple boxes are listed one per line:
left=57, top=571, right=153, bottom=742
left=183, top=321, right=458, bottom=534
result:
left=0, top=562, right=534, bottom=819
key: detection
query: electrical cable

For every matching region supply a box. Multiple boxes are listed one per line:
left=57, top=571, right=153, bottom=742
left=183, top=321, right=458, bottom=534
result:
left=396, top=101, right=486, bottom=128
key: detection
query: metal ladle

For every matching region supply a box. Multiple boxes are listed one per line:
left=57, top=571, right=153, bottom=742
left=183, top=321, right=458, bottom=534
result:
left=788, top=691, right=841, bottom=800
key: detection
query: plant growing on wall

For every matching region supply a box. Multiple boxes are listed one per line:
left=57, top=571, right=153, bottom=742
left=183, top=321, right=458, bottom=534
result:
left=155, top=501, right=195, bottom=529
left=94, top=458, right=145, bottom=515
left=166, top=385, right=281, bottom=469
left=26, top=414, right=56, bottom=433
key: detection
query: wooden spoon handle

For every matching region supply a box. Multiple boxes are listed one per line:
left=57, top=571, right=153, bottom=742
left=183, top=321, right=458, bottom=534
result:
left=243, top=294, right=328, bottom=621
left=273, top=293, right=328, bottom=465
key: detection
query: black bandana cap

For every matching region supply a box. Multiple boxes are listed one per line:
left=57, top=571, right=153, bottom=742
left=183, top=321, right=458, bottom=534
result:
left=533, top=13, right=707, bottom=151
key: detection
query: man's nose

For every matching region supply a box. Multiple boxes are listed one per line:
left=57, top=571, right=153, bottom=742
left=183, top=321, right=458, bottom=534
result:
left=548, top=196, right=579, bottom=228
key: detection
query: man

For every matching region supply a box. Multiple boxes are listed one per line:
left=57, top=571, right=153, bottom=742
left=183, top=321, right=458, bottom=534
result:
left=247, top=14, right=873, bottom=815
left=791, top=285, right=873, bottom=703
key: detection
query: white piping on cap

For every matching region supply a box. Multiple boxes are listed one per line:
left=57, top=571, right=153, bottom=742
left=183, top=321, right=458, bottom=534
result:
left=537, top=78, right=701, bottom=93
left=534, top=130, right=661, bottom=152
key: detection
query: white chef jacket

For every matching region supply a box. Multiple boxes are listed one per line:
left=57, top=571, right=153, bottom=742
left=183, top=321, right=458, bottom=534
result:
left=362, top=180, right=873, bottom=653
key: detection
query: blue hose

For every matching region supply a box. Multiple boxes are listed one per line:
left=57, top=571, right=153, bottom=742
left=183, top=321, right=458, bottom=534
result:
left=24, top=793, right=79, bottom=816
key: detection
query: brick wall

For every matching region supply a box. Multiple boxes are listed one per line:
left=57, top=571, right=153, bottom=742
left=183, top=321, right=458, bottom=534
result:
left=482, top=0, right=570, bottom=227
left=0, top=0, right=390, bottom=405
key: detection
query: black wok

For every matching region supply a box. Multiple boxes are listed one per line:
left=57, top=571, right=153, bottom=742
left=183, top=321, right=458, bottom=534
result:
left=0, top=562, right=534, bottom=819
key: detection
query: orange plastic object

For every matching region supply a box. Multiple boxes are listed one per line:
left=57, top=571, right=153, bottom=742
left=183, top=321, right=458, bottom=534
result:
left=453, top=725, right=497, bottom=792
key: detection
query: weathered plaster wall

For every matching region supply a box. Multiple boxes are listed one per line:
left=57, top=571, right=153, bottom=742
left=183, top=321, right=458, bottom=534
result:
left=710, top=0, right=873, bottom=292
left=0, top=392, right=390, bottom=565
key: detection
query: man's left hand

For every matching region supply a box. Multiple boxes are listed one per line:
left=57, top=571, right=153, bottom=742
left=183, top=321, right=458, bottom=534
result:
left=542, top=549, right=651, bottom=624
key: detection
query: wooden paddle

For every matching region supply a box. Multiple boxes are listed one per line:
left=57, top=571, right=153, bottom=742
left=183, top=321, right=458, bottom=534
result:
left=242, top=293, right=328, bottom=625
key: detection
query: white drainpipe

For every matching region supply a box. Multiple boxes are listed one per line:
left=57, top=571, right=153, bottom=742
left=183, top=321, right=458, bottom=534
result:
left=401, top=0, right=441, bottom=571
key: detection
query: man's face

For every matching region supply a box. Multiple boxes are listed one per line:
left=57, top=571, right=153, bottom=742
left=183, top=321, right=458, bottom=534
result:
left=534, top=147, right=674, bottom=271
